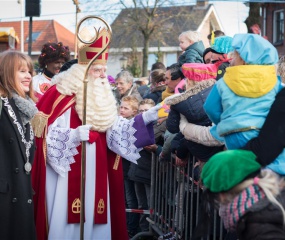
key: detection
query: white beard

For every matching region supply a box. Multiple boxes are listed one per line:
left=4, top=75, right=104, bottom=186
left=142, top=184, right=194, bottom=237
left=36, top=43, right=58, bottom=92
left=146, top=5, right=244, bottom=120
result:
left=56, top=64, right=118, bottom=132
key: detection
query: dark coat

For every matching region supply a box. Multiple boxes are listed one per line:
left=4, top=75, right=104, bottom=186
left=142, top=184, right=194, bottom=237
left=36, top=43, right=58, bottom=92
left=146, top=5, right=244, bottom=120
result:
left=245, top=87, right=285, bottom=166
left=137, top=85, right=150, bottom=98
left=143, top=85, right=166, bottom=104
left=165, top=80, right=223, bottom=161
left=128, top=121, right=160, bottom=185
left=178, top=41, right=205, bottom=66
left=237, top=189, right=285, bottom=240
left=0, top=98, right=36, bottom=240
left=128, top=150, right=152, bottom=185
left=216, top=61, right=230, bottom=80
left=165, top=80, right=215, bottom=134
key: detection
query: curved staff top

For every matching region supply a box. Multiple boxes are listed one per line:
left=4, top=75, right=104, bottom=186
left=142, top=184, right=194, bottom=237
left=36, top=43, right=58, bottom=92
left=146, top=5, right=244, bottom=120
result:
left=75, top=15, right=112, bottom=240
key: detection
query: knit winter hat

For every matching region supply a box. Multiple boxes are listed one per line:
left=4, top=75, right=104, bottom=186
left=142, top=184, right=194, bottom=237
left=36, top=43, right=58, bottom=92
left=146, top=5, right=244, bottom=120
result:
left=201, top=150, right=261, bottom=193
left=232, top=33, right=279, bottom=65
left=202, top=48, right=217, bottom=63
left=211, top=36, right=234, bottom=54
left=202, top=36, right=233, bottom=63
left=181, top=63, right=217, bottom=81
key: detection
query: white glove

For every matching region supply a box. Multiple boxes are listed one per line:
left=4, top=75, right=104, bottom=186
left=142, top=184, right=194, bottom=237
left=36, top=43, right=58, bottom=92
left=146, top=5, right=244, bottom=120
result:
left=142, top=103, right=161, bottom=125
left=75, top=125, right=92, bottom=141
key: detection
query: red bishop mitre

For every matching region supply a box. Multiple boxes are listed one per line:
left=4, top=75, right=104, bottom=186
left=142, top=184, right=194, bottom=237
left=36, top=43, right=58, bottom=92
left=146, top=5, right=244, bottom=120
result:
left=78, top=27, right=110, bottom=65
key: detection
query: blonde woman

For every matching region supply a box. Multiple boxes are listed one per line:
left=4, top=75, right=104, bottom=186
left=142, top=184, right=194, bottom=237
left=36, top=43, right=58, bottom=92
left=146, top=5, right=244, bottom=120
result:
left=0, top=50, right=38, bottom=239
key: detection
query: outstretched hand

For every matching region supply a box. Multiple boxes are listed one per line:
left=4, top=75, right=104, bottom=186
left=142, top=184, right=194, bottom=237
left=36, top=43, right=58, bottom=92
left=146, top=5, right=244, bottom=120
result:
left=142, top=103, right=162, bottom=125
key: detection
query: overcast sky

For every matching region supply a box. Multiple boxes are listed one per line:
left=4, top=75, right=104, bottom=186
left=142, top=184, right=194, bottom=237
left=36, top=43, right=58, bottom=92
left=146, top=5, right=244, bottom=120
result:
left=0, top=0, right=249, bottom=36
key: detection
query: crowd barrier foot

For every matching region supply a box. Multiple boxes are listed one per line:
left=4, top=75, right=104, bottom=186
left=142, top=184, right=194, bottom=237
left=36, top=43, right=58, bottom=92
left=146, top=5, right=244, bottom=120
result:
left=130, top=231, right=154, bottom=240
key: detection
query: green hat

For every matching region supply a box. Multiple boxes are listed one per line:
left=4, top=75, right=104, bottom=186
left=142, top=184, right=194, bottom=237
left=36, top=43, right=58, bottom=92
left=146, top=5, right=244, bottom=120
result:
left=201, top=150, right=261, bottom=193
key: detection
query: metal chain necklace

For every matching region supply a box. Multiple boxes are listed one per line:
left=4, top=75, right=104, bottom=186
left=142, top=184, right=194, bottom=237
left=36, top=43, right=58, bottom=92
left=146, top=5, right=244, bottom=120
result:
left=2, top=97, right=34, bottom=173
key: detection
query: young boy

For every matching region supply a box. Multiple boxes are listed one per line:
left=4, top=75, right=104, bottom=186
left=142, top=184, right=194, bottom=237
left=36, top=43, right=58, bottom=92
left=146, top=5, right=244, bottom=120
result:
left=119, top=95, right=139, bottom=119
left=178, top=30, right=205, bottom=66
left=128, top=99, right=156, bottom=233
left=119, top=95, right=140, bottom=237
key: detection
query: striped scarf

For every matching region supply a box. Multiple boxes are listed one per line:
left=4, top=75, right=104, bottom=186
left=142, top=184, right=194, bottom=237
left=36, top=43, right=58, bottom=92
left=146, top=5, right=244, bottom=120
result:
left=219, top=184, right=266, bottom=231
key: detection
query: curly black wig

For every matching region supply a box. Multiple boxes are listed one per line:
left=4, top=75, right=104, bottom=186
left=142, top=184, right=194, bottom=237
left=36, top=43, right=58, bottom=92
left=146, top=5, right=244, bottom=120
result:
left=38, top=42, right=70, bottom=69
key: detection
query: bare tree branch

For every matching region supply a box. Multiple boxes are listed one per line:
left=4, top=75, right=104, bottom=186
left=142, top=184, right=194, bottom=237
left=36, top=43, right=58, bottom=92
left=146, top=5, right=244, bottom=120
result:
left=78, top=0, right=199, bottom=76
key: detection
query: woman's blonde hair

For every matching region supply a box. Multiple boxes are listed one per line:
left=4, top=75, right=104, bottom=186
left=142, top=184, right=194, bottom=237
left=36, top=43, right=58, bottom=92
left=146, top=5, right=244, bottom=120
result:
left=0, top=50, right=36, bottom=101
left=223, top=170, right=285, bottom=225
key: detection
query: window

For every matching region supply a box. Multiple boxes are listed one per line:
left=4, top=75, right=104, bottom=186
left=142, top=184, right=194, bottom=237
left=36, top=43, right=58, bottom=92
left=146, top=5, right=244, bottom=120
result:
left=148, top=53, right=157, bottom=70
left=273, top=10, right=284, bottom=45
left=166, top=53, right=177, bottom=67
left=26, top=32, right=41, bottom=42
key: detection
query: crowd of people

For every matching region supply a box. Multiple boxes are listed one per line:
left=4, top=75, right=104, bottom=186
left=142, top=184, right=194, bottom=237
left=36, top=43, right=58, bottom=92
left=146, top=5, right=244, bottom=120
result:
left=1, top=18, right=285, bottom=240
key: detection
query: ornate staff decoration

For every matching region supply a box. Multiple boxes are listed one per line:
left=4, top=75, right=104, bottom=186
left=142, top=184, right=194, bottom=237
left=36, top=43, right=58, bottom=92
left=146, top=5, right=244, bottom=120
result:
left=75, top=15, right=112, bottom=240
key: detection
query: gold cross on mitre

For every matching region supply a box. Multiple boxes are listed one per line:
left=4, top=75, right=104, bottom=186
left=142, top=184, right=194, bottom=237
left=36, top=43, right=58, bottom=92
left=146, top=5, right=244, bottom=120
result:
left=77, top=26, right=110, bottom=66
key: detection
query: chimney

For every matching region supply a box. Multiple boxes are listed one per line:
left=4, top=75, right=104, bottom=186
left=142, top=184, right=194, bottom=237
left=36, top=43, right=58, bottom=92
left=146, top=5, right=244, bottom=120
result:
left=197, top=0, right=209, bottom=7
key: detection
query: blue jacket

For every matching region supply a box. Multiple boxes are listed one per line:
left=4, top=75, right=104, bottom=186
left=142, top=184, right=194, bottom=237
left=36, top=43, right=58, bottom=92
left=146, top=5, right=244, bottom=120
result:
left=204, top=65, right=281, bottom=139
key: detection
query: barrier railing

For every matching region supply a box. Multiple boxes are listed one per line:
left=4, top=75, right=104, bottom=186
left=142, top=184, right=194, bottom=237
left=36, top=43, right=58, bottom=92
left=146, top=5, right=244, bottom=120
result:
left=131, top=153, right=224, bottom=240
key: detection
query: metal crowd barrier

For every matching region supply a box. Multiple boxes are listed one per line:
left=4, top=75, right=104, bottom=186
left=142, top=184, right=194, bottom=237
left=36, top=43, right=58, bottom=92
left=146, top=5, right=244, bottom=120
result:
left=131, top=153, right=225, bottom=240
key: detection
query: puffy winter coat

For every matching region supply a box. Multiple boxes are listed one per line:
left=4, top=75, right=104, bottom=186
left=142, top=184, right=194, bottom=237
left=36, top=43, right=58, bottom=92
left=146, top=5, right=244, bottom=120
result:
left=236, top=189, right=285, bottom=240
left=178, top=41, right=205, bottom=66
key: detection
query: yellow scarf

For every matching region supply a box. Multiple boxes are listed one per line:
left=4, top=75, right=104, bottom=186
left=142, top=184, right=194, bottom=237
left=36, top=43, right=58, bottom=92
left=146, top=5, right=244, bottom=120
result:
left=161, top=87, right=174, bottom=100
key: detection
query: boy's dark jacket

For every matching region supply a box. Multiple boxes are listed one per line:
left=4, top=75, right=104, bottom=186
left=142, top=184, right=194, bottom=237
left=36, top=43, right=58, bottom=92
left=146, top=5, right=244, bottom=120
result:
left=128, top=149, right=152, bottom=185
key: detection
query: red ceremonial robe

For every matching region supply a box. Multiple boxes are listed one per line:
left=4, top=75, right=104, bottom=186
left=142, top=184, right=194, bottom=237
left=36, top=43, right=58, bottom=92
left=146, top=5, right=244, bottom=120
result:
left=31, top=85, right=128, bottom=240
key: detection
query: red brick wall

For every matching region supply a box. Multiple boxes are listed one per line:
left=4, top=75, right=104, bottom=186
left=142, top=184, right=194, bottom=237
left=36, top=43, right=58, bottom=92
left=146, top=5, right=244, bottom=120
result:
left=262, top=3, right=285, bottom=56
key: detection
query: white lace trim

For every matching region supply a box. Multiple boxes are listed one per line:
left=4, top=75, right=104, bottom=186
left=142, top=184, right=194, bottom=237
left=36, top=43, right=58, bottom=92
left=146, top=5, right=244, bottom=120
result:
left=107, top=116, right=140, bottom=163
left=46, top=125, right=81, bottom=177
